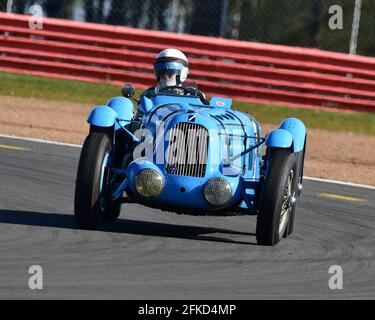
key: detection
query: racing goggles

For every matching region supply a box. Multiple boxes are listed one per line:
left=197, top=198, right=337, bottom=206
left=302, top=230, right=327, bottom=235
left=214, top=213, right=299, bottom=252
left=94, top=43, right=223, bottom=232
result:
left=154, top=62, right=183, bottom=79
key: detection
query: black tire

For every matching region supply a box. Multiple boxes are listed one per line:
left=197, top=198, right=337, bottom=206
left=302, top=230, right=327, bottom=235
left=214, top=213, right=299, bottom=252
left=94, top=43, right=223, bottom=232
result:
left=256, top=149, right=296, bottom=246
left=112, top=130, right=132, bottom=167
left=74, top=131, right=121, bottom=229
left=283, top=149, right=305, bottom=237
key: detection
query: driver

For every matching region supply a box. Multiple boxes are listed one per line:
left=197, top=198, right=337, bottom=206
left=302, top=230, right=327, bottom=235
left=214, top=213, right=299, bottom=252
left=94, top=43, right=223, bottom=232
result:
left=140, top=48, right=209, bottom=104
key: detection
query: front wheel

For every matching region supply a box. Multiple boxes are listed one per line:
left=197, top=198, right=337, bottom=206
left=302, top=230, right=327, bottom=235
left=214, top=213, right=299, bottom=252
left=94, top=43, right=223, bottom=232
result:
left=74, top=131, right=121, bottom=229
left=283, top=148, right=305, bottom=237
left=256, top=149, right=297, bottom=246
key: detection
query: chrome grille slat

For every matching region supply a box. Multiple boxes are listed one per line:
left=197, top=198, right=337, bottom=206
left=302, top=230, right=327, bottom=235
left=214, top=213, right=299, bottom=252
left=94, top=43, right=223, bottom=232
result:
left=166, top=123, right=208, bottom=178
left=204, top=130, right=208, bottom=176
left=197, top=127, right=204, bottom=177
left=195, top=129, right=200, bottom=178
left=177, top=123, right=184, bottom=176
left=187, top=123, right=195, bottom=177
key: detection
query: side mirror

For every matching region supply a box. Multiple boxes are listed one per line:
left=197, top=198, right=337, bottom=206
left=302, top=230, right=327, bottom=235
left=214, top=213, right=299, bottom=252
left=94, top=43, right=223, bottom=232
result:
left=121, top=84, right=135, bottom=98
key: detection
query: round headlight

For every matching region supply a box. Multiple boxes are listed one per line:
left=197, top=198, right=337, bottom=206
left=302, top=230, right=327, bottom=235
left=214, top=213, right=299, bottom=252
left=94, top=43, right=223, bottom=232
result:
left=203, top=178, right=232, bottom=207
left=135, top=169, right=164, bottom=198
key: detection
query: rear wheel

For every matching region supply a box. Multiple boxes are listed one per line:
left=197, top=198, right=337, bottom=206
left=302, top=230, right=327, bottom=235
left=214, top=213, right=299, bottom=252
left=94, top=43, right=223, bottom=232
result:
left=256, top=149, right=296, bottom=246
left=74, top=131, right=121, bottom=229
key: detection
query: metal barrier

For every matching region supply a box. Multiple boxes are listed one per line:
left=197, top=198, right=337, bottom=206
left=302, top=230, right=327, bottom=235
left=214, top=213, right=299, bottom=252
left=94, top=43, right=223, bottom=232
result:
left=1, top=12, right=375, bottom=112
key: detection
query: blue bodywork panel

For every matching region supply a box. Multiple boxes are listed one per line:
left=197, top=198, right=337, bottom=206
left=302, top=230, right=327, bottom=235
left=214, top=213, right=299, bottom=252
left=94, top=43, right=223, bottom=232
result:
left=107, top=97, right=134, bottom=121
left=126, top=159, right=244, bottom=210
left=279, top=118, right=306, bottom=152
left=210, top=97, right=232, bottom=109
left=107, top=97, right=134, bottom=130
left=139, top=96, right=154, bottom=114
left=87, top=98, right=135, bottom=130
left=265, top=129, right=293, bottom=149
left=265, top=118, right=306, bottom=152
left=87, top=106, right=117, bottom=127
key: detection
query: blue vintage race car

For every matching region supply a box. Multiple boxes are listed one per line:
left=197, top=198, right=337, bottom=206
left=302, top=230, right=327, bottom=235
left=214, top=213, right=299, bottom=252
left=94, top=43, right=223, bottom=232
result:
left=74, top=84, right=306, bottom=246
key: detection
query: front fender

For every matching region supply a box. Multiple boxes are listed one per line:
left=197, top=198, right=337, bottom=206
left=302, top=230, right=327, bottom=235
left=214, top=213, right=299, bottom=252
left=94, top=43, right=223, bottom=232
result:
left=87, top=106, right=118, bottom=127
left=107, top=97, right=134, bottom=121
left=279, top=118, right=306, bottom=153
left=265, top=129, right=293, bottom=149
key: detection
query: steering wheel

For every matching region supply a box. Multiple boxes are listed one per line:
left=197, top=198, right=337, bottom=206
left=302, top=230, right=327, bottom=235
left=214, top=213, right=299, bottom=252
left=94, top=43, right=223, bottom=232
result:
left=158, top=85, right=198, bottom=97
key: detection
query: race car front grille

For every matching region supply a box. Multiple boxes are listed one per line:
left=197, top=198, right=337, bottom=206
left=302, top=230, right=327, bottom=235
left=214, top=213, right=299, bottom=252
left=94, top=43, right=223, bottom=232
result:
left=165, top=123, right=209, bottom=177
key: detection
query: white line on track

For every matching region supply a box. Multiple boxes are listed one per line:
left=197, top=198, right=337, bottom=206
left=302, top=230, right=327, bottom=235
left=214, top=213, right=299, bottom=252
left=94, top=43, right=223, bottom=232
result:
left=1, top=133, right=375, bottom=191
left=0, top=134, right=81, bottom=148
left=303, top=177, right=375, bottom=191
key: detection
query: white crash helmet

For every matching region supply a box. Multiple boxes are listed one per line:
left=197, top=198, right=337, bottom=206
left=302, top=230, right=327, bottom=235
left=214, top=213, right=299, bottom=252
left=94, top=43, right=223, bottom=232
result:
left=154, top=49, right=189, bottom=90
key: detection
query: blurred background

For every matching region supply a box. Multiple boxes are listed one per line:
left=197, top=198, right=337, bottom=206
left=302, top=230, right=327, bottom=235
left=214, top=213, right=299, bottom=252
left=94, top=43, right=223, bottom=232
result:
left=0, top=0, right=374, bottom=56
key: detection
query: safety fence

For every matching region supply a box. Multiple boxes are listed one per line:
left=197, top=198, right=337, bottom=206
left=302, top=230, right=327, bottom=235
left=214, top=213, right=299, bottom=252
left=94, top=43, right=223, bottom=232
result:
left=1, top=12, right=375, bottom=112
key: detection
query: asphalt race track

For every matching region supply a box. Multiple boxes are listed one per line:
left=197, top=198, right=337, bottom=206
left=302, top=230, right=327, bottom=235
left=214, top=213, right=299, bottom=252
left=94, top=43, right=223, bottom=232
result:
left=0, top=135, right=374, bottom=299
